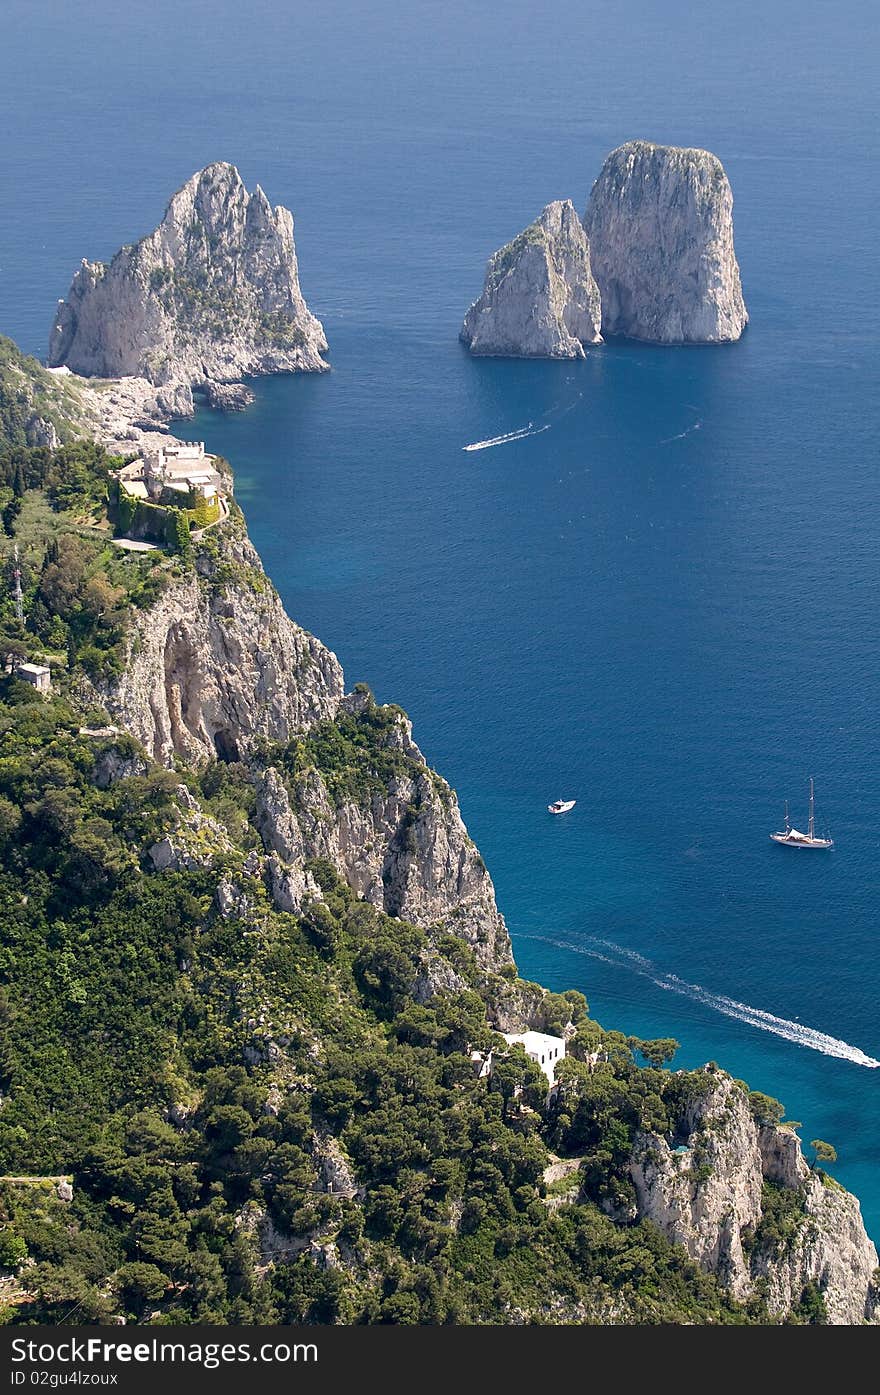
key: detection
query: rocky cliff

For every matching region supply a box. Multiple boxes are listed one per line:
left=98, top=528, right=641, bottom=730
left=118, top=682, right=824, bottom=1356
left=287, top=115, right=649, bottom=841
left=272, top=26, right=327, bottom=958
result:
left=461, top=201, right=602, bottom=358
left=630, top=1070, right=878, bottom=1323
left=88, top=512, right=512, bottom=971
left=4, top=408, right=877, bottom=1320
left=91, top=525, right=344, bottom=766
left=0, top=335, right=97, bottom=449
left=583, top=140, right=748, bottom=343
left=82, top=498, right=875, bottom=1324
left=48, top=162, right=328, bottom=405
left=254, top=698, right=512, bottom=971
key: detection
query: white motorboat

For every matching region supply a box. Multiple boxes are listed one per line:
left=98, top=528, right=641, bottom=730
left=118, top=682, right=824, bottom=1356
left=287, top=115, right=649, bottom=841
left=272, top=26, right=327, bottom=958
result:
left=548, top=799, right=576, bottom=815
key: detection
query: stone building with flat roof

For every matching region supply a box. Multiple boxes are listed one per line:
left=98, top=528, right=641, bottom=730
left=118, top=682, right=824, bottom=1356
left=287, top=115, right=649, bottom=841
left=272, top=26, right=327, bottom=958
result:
left=17, top=662, right=52, bottom=693
left=116, top=440, right=224, bottom=504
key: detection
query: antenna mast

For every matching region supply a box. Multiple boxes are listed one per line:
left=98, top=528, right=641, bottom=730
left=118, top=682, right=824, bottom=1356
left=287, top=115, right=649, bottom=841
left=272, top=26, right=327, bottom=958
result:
left=11, top=546, right=23, bottom=625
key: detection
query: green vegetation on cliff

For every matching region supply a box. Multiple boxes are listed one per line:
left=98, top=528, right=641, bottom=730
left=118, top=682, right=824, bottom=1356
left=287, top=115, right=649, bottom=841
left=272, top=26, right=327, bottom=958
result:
left=0, top=440, right=175, bottom=682
left=274, top=699, right=413, bottom=808
left=0, top=438, right=839, bottom=1327
left=0, top=338, right=90, bottom=450
left=0, top=466, right=754, bottom=1324
left=0, top=754, right=759, bottom=1324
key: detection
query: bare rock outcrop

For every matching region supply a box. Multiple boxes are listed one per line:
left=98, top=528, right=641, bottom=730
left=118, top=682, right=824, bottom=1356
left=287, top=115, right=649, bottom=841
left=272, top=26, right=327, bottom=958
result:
left=631, top=1071, right=878, bottom=1323
left=631, top=1074, right=762, bottom=1299
left=253, top=713, right=513, bottom=971
left=751, top=1169, right=880, bottom=1325
left=583, top=140, right=747, bottom=343
left=48, top=162, right=328, bottom=393
left=92, top=531, right=343, bottom=766
left=147, top=782, right=236, bottom=872
left=312, top=1132, right=358, bottom=1197
left=201, top=381, right=255, bottom=412
left=461, top=200, right=602, bottom=358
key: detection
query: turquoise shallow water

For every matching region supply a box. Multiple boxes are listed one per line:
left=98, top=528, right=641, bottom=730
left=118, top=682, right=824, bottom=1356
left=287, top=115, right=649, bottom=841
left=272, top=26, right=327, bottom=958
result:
left=1, top=0, right=879, bottom=1236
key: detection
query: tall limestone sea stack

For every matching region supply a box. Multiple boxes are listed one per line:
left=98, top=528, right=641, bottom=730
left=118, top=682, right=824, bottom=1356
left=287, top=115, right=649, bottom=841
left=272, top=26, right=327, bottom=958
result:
left=462, top=142, right=748, bottom=356
left=460, top=200, right=602, bottom=358
left=584, top=140, right=748, bottom=343
left=48, top=162, right=328, bottom=411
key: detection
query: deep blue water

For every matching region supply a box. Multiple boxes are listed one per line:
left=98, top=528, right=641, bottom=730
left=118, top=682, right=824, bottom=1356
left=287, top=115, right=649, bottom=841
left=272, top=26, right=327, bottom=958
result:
left=2, top=1, right=879, bottom=1237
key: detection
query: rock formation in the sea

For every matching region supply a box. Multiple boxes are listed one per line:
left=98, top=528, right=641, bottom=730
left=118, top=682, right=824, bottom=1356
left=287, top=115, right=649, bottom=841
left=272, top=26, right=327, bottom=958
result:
left=583, top=140, right=748, bottom=343
left=200, top=380, right=255, bottom=412
left=461, top=200, right=602, bottom=358
left=48, top=162, right=328, bottom=406
left=630, top=1070, right=879, bottom=1323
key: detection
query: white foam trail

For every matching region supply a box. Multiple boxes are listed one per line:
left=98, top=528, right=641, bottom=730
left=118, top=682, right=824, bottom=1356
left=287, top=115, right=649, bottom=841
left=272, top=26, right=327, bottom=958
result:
left=521, top=933, right=880, bottom=1068
left=463, top=423, right=550, bottom=452
left=464, top=389, right=584, bottom=453
left=660, top=420, right=702, bottom=444
left=660, top=976, right=880, bottom=1068
left=590, top=936, right=654, bottom=970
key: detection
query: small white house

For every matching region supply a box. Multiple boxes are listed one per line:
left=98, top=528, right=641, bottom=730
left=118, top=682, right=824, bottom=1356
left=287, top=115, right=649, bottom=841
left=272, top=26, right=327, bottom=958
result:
left=470, top=1049, right=493, bottom=1080
left=502, top=1030, right=566, bottom=1085
left=17, top=662, right=52, bottom=693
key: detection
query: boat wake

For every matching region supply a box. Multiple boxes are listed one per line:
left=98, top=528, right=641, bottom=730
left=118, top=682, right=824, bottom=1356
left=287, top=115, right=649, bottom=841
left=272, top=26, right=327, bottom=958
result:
left=658, top=975, right=880, bottom=1066
left=463, top=422, right=551, bottom=452
left=522, top=933, right=880, bottom=1068
left=464, top=390, right=583, bottom=454
left=660, top=420, right=702, bottom=444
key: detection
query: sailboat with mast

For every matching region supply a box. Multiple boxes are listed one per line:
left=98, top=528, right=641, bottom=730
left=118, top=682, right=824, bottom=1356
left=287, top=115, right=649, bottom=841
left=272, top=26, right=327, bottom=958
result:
left=770, top=778, right=833, bottom=849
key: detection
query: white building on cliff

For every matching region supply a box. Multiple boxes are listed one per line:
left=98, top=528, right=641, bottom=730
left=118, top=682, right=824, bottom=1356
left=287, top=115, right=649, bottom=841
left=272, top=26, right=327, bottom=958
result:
left=116, top=440, right=224, bottom=504
left=501, top=1030, right=566, bottom=1084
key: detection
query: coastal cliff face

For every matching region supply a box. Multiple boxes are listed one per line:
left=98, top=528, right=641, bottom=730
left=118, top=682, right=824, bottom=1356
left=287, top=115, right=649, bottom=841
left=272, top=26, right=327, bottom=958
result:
left=255, top=706, right=513, bottom=971
left=48, top=162, right=328, bottom=398
left=2, top=415, right=877, bottom=1321
left=630, top=1072, right=879, bottom=1323
left=754, top=1129, right=880, bottom=1324
left=72, top=505, right=875, bottom=1325
left=92, top=527, right=344, bottom=765
left=89, top=514, right=512, bottom=970
left=461, top=200, right=602, bottom=358
left=583, top=140, right=748, bottom=343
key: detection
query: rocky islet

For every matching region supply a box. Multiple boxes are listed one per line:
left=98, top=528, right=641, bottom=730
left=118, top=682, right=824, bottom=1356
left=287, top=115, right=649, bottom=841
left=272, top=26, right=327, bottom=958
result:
left=460, top=200, right=602, bottom=358
left=48, top=161, right=328, bottom=414
left=462, top=139, right=748, bottom=355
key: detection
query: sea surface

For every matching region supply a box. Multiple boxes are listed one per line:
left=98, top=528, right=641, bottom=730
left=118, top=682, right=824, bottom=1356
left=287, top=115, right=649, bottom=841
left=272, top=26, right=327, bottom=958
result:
left=2, top=1, right=879, bottom=1236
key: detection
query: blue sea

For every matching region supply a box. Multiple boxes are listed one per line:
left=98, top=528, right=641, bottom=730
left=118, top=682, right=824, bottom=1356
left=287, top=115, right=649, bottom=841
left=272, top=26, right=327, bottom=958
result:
left=2, top=1, right=879, bottom=1236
